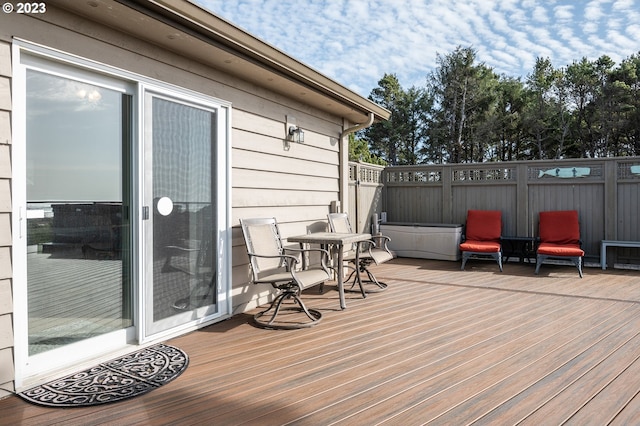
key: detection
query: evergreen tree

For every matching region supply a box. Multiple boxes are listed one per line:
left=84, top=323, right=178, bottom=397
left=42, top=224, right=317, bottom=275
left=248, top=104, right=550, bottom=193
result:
left=362, top=48, right=640, bottom=163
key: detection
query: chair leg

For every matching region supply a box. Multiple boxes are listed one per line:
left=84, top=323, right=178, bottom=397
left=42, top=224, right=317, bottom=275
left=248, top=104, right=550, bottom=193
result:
left=362, top=267, right=388, bottom=290
left=493, top=252, right=503, bottom=272
left=253, top=290, right=322, bottom=330
left=536, top=255, right=583, bottom=278
left=255, top=292, right=287, bottom=326
left=575, top=257, right=583, bottom=278
left=344, top=262, right=387, bottom=294
left=535, top=254, right=545, bottom=275
left=342, top=265, right=367, bottom=297
left=462, top=252, right=502, bottom=272
left=292, top=292, right=324, bottom=322
left=461, top=252, right=469, bottom=270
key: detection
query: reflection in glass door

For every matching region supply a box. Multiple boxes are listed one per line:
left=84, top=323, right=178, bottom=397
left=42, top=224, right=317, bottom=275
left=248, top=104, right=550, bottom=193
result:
left=25, top=69, right=132, bottom=355
left=143, top=92, right=218, bottom=338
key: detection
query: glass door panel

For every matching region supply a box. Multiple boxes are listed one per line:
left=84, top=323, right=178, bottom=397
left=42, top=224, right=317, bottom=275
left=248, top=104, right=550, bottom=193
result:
left=144, top=92, right=218, bottom=338
left=25, top=70, right=132, bottom=355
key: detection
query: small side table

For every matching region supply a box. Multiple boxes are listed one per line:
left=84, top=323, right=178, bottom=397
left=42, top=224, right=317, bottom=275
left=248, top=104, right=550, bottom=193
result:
left=501, top=236, right=537, bottom=264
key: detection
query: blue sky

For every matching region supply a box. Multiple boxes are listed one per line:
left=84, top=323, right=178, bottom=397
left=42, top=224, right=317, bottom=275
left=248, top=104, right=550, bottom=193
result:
left=194, top=0, right=640, bottom=97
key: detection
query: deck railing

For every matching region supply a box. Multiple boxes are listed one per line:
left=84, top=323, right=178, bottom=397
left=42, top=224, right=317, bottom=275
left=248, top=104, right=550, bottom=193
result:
left=350, top=157, right=640, bottom=265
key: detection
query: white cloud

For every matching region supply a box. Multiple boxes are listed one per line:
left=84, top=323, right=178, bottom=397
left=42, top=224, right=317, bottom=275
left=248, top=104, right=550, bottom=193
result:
left=196, top=0, right=640, bottom=96
left=613, top=0, right=636, bottom=10
left=626, top=24, right=640, bottom=41
left=531, top=6, right=550, bottom=23
left=584, top=0, right=605, bottom=21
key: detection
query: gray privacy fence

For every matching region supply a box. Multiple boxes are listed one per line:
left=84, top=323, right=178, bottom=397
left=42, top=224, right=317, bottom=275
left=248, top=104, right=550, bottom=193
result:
left=350, top=157, right=640, bottom=265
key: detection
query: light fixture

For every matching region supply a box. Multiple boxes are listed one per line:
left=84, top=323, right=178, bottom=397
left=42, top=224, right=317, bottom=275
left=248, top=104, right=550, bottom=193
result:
left=288, top=126, right=305, bottom=144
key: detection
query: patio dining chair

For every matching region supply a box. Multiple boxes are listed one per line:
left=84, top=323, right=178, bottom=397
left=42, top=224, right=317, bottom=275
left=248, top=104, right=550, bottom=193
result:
left=240, top=217, right=331, bottom=329
left=535, top=210, right=584, bottom=278
left=460, top=210, right=503, bottom=271
left=327, top=212, right=394, bottom=292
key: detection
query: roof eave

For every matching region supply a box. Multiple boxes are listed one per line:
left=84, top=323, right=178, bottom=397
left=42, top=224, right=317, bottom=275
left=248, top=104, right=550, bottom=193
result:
left=123, top=0, right=390, bottom=123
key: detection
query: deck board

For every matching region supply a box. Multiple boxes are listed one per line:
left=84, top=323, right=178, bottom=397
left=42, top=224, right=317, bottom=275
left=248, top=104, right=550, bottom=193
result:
left=2, top=258, right=640, bottom=425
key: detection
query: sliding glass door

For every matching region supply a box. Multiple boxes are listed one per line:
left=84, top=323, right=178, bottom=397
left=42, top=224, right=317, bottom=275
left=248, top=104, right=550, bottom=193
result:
left=23, top=68, right=133, bottom=362
left=142, top=90, right=221, bottom=339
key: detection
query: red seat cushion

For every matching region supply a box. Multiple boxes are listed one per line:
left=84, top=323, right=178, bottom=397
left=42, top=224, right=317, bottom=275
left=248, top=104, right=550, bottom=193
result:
left=539, top=210, right=580, bottom=245
left=460, top=240, right=501, bottom=253
left=537, top=242, right=584, bottom=257
left=464, top=210, right=502, bottom=242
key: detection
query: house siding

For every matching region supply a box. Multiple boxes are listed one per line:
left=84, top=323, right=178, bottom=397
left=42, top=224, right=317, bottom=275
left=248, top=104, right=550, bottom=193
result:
left=231, top=109, right=341, bottom=311
left=0, top=3, right=347, bottom=391
left=0, top=39, right=14, bottom=397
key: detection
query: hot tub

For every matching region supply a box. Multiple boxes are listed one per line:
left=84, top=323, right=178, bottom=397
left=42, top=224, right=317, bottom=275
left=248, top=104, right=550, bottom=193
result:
left=380, top=222, right=463, bottom=261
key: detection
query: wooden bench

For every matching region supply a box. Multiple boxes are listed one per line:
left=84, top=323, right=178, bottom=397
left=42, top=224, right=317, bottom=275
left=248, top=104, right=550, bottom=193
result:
left=601, top=240, right=640, bottom=270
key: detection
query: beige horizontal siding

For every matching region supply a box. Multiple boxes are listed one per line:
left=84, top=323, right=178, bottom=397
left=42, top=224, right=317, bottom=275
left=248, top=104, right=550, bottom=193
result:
left=233, top=169, right=337, bottom=192
left=233, top=187, right=337, bottom=207
left=233, top=148, right=338, bottom=177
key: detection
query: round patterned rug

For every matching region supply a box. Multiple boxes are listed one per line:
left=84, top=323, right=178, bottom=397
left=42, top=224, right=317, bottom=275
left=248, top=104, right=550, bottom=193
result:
left=18, top=343, right=189, bottom=407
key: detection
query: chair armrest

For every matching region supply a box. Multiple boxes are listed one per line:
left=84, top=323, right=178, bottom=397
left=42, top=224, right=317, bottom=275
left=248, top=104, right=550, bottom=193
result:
left=247, top=252, right=301, bottom=269
left=284, top=247, right=331, bottom=270
left=371, top=235, right=391, bottom=243
left=247, top=252, right=297, bottom=260
left=366, top=235, right=392, bottom=252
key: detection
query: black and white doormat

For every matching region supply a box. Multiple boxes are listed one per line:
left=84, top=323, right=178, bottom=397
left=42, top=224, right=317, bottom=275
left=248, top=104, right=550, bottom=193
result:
left=19, top=343, right=188, bottom=407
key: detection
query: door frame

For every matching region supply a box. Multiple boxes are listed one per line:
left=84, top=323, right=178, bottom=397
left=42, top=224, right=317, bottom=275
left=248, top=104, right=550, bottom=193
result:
left=139, top=85, right=233, bottom=342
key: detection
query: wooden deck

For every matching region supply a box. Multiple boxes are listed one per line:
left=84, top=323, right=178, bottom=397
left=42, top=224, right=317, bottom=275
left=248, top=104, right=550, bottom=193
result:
left=3, top=258, right=640, bottom=425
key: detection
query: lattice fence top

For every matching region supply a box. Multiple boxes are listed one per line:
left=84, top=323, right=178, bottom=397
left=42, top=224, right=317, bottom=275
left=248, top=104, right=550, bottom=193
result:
left=385, top=170, right=442, bottom=183
left=617, top=162, right=640, bottom=179
left=349, top=163, right=384, bottom=183
left=452, top=167, right=516, bottom=182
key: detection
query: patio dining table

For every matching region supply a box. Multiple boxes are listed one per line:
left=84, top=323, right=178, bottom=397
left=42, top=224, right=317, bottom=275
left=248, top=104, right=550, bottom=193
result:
left=288, top=232, right=372, bottom=310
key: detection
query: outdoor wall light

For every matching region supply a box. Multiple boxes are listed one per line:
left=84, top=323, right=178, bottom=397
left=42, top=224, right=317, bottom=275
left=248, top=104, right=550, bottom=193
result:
left=288, top=126, right=305, bottom=143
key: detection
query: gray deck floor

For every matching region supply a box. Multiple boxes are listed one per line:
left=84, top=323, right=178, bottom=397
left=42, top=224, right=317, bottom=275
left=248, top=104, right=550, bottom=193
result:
left=2, top=258, right=640, bottom=425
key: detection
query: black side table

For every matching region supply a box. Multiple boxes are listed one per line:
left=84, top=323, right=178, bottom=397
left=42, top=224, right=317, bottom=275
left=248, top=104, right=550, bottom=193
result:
left=501, top=236, right=538, bottom=263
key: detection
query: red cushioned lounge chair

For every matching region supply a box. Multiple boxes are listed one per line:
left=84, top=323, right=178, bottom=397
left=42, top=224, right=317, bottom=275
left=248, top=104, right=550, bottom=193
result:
left=535, top=210, right=584, bottom=278
left=460, top=210, right=503, bottom=272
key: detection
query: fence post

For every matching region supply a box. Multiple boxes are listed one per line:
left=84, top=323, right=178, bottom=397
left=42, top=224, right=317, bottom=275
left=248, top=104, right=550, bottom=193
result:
left=354, top=162, right=361, bottom=231
left=516, top=163, right=529, bottom=236
left=604, top=160, right=617, bottom=240
left=442, top=164, right=453, bottom=223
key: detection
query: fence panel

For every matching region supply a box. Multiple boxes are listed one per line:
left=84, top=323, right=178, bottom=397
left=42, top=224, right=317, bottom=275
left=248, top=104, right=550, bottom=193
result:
left=452, top=185, right=518, bottom=234
left=615, top=160, right=640, bottom=262
left=348, top=162, right=384, bottom=233
left=381, top=166, right=445, bottom=224
left=384, top=185, right=443, bottom=223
